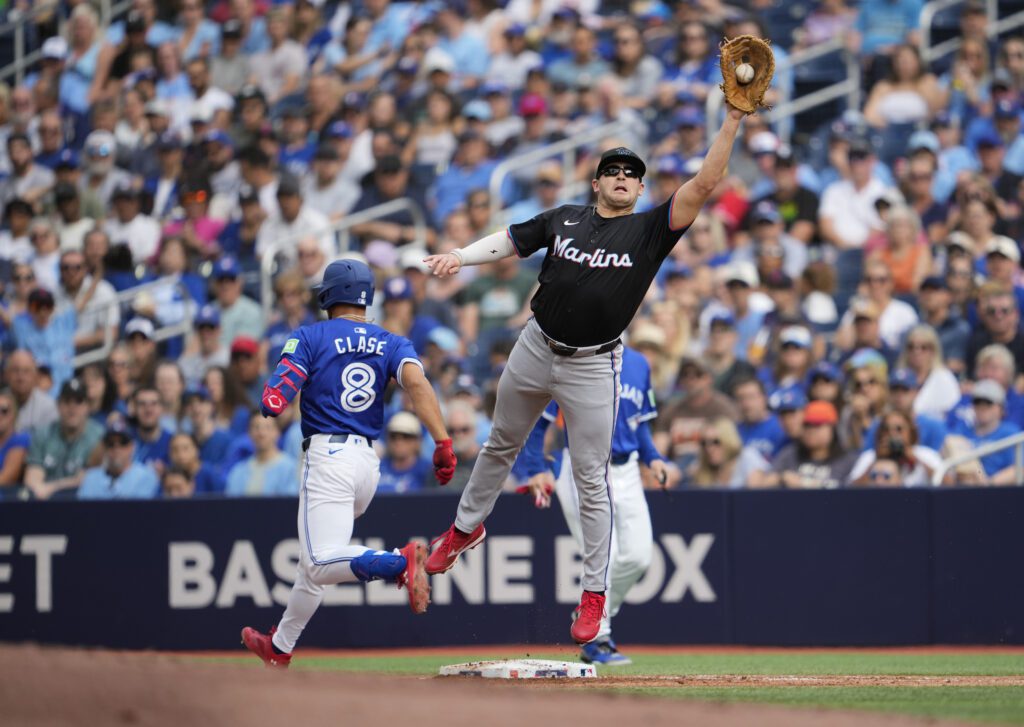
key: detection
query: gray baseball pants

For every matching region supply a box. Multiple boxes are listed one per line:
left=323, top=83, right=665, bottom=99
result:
left=454, top=318, right=622, bottom=592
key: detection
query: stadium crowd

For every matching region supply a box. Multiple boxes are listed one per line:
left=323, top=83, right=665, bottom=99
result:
left=1, top=0, right=1023, bottom=500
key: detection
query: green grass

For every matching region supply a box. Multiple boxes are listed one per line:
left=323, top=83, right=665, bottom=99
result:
left=210, top=650, right=1024, bottom=724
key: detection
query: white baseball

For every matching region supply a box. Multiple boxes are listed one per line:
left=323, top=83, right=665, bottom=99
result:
left=736, top=63, right=755, bottom=84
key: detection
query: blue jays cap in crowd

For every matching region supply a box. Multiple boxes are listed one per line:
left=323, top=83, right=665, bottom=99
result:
left=213, top=256, right=241, bottom=279
left=326, top=121, right=353, bottom=139
left=908, top=130, right=940, bottom=154
left=770, top=387, right=807, bottom=412
left=710, top=310, right=736, bottom=328
left=383, top=276, right=414, bottom=302
left=481, top=80, right=509, bottom=96
left=995, top=98, right=1020, bottom=119
left=675, top=105, right=704, bottom=128
left=655, top=154, right=686, bottom=177
left=157, top=131, right=183, bottom=151
left=59, top=377, right=88, bottom=402
left=194, top=304, right=221, bottom=327
left=751, top=200, right=782, bottom=224
left=662, top=259, right=692, bottom=279
left=104, top=414, right=135, bottom=442
left=183, top=385, right=212, bottom=402
left=889, top=368, right=919, bottom=390
left=503, top=22, right=527, bottom=36
left=920, top=275, right=947, bottom=290
left=55, top=148, right=79, bottom=169
left=596, top=147, right=646, bottom=178
left=808, top=361, right=841, bottom=383
left=977, top=129, right=1005, bottom=148
left=203, top=129, right=234, bottom=148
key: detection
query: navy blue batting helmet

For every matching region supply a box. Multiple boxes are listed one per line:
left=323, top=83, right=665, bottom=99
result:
left=315, top=258, right=375, bottom=310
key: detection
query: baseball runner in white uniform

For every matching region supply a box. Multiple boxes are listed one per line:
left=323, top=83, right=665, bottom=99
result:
left=240, top=259, right=457, bottom=668
left=422, top=104, right=748, bottom=645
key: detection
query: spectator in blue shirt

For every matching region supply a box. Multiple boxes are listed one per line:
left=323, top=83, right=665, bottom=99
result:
left=78, top=418, right=160, bottom=500
left=0, top=388, right=28, bottom=491
left=161, top=467, right=196, bottom=498
left=12, top=288, right=76, bottom=395
left=131, top=386, right=173, bottom=469
left=378, top=411, right=431, bottom=494
left=733, top=378, right=788, bottom=460
left=951, top=379, right=1022, bottom=483
left=852, top=0, right=924, bottom=58
left=226, top=416, right=298, bottom=496
left=169, top=432, right=226, bottom=495
left=429, top=131, right=500, bottom=227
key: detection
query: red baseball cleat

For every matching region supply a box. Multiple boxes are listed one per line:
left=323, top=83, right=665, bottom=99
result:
left=570, top=591, right=606, bottom=644
left=425, top=523, right=486, bottom=575
left=397, top=541, right=430, bottom=614
left=241, top=626, right=291, bottom=669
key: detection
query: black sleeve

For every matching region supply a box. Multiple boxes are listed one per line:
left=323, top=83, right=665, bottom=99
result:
left=637, top=197, right=690, bottom=260
left=795, top=188, right=820, bottom=222
left=507, top=207, right=560, bottom=258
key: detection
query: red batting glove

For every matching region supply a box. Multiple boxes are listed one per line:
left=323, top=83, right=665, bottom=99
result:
left=433, top=438, right=457, bottom=485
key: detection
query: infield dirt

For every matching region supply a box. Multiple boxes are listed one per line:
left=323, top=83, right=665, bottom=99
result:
left=0, top=645, right=999, bottom=727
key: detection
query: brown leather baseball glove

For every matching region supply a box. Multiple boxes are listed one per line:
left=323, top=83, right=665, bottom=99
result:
left=719, top=35, right=775, bottom=114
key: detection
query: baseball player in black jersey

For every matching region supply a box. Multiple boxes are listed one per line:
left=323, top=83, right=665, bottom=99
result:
left=424, top=104, right=750, bottom=645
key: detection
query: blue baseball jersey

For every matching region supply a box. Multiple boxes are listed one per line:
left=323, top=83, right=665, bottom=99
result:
left=738, top=416, right=787, bottom=460
left=280, top=318, right=422, bottom=440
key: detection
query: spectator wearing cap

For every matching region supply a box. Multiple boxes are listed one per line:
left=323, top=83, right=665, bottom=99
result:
left=739, top=201, right=808, bottom=281
left=764, top=401, right=857, bottom=489
left=430, top=130, right=503, bottom=227
left=654, top=357, right=740, bottom=466
left=704, top=312, right=756, bottom=396
left=806, top=361, right=843, bottom=408
left=682, top=417, right=769, bottom=489
left=349, top=155, right=429, bottom=246
left=839, top=349, right=891, bottom=451
left=398, top=246, right=458, bottom=331
left=33, top=110, right=67, bottom=172
left=850, top=408, right=944, bottom=486
left=916, top=276, right=971, bottom=373
left=23, top=378, right=104, bottom=500
left=168, top=431, right=225, bottom=496
left=0, top=387, right=28, bottom=490
left=250, top=5, right=307, bottom=105
left=3, top=350, right=58, bottom=433
left=0, top=132, right=55, bottom=207
left=864, top=368, right=950, bottom=452
left=718, top=261, right=768, bottom=363
left=53, top=182, right=91, bottom=252
left=211, top=256, right=264, bottom=348
left=981, top=236, right=1024, bottom=308
left=104, top=182, right=161, bottom=264
left=179, top=304, right=229, bottom=388
left=81, top=130, right=133, bottom=217
left=144, top=131, right=186, bottom=220
left=301, top=144, right=359, bottom=220
left=199, top=131, right=241, bottom=202
left=233, top=86, right=271, bottom=153
left=55, top=249, right=120, bottom=353
left=226, top=416, right=298, bottom=496
left=763, top=325, right=814, bottom=395
left=379, top=275, right=442, bottom=356
left=965, top=282, right=1024, bottom=377
left=102, top=10, right=157, bottom=88
left=102, top=0, right=179, bottom=51
left=124, top=316, right=159, bottom=386
left=78, top=418, right=160, bottom=499
left=976, top=123, right=1020, bottom=200
left=733, top=377, right=787, bottom=461
left=379, top=411, right=431, bottom=493
left=256, top=172, right=333, bottom=269
left=27, top=217, right=62, bottom=293
left=229, top=336, right=264, bottom=404
left=818, top=137, right=893, bottom=308
left=12, top=288, right=75, bottom=394
left=834, top=299, right=899, bottom=370
left=479, top=82, right=522, bottom=153
left=209, top=18, right=249, bottom=96
left=746, top=146, right=819, bottom=245
left=131, top=386, right=173, bottom=469
left=770, top=388, right=808, bottom=447
left=277, top=106, right=316, bottom=178
left=183, top=385, right=234, bottom=472
left=218, top=184, right=266, bottom=263
left=486, top=23, right=542, bottom=90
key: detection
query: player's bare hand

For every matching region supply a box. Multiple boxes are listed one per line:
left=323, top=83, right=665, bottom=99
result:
left=525, top=472, right=555, bottom=508
left=424, top=253, right=462, bottom=277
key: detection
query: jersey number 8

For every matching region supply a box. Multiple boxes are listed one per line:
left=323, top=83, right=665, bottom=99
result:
left=340, top=362, right=377, bottom=413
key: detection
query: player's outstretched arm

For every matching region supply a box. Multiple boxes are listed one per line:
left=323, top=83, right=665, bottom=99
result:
left=669, top=104, right=747, bottom=231
left=424, top=230, right=516, bottom=278
left=400, top=362, right=457, bottom=485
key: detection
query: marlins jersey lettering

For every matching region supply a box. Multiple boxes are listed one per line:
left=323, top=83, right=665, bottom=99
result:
left=541, top=347, right=658, bottom=461
left=508, top=197, right=689, bottom=347
left=280, top=318, right=422, bottom=440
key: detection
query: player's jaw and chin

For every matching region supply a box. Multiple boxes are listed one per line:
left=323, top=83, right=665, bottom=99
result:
left=594, top=176, right=643, bottom=213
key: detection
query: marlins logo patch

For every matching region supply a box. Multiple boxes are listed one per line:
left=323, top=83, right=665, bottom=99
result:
left=282, top=338, right=299, bottom=354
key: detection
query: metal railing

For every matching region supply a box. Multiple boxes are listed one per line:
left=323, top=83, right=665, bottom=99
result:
left=259, top=198, right=429, bottom=323
left=931, top=430, right=1024, bottom=485
left=71, top=275, right=197, bottom=368
left=920, top=0, right=1024, bottom=64
left=705, top=35, right=860, bottom=145
left=487, top=119, right=642, bottom=224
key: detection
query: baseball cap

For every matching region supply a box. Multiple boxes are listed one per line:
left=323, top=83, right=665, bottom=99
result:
left=183, top=385, right=212, bottom=403
left=427, top=326, right=460, bottom=353
left=342, top=91, right=366, bottom=111
left=462, top=99, right=493, bottom=121
left=749, top=131, right=780, bottom=155
left=662, top=258, right=691, bottom=280
left=946, top=231, right=975, bottom=255
left=312, top=144, right=339, bottom=163
left=973, top=379, right=1007, bottom=406
left=985, top=235, right=1021, bottom=262
left=779, top=325, right=812, bottom=349
left=481, top=80, right=509, bottom=96
left=807, top=361, right=841, bottom=383
left=774, top=144, right=795, bottom=165
left=325, top=121, right=353, bottom=140
left=55, top=149, right=79, bottom=169
left=770, top=388, right=807, bottom=412
left=847, top=137, right=873, bottom=158
left=194, top=304, right=220, bottom=327
left=889, top=368, right=919, bottom=390
left=675, top=105, right=704, bottom=128
left=850, top=298, right=880, bottom=321
left=236, top=84, right=265, bottom=104
left=503, top=22, right=527, bottom=37
left=453, top=373, right=482, bottom=398
left=84, top=130, right=115, bottom=157
left=655, top=154, right=686, bottom=177
left=54, top=181, right=78, bottom=202
left=231, top=336, right=259, bottom=357
left=596, top=146, right=646, bottom=179
left=190, top=105, right=214, bottom=125
left=803, top=400, right=838, bottom=426
left=203, top=129, right=234, bottom=148
left=276, top=173, right=302, bottom=197
left=710, top=310, right=736, bottom=328
left=111, top=181, right=138, bottom=200
left=977, top=129, right=1004, bottom=148
left=28, top=288, right=55, bottom=307
left=995, top=98, right=1020, bottom=119
left=764, top=270, right=794, bottom=290
left=630, top=322, right=666, bottom=349
left=157, top=131, right=184, bottom=151
left=222, top=18, right=243, bottom=38
left=537, top=162, right=563, bottom=185
left=751, top=200, right=782, bottom=224
left=383, top=276, right=414, bottom=302
left=144, top=99, right=170, bottom=118
left=518, top=93, right=548, bottom=117
left=920, top=275, right=947, bottom=291
left=724, top=260, right=759, bottom=288
left=125, top=9, right=147, bottom=33
left=423, top=48, right=455, bottom=74
left=125, top=317, right=155, bottom=340
left=212, top=256, right=241, bottom=279
left=59, top=377, right=88, bottom=403
left=387, top=411, right=422, bottom=437
left=908, top=130, right=940, bottom=154
left=103, top=415, right=134, bottom=444
left=400, top=247, right=431, bottom=274
left=41, top=36, right=68, bottom=61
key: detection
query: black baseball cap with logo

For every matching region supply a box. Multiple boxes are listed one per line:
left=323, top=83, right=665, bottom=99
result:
left=59, top=377, right=88, bottom=403
left=596, top=147, right=646, bottom=179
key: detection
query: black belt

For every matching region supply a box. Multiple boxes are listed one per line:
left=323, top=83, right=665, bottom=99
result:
left=541, top=332, right=621, bottom=358
left=302, top=433, right=374, bottom=451
left=610, top=454, right=633, bottom=465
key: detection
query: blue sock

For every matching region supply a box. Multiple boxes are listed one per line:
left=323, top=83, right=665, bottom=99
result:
left=350, top=550, right=407, bottom=582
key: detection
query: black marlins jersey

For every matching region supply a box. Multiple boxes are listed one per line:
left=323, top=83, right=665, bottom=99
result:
left=508, top=199, right=689, bottom=347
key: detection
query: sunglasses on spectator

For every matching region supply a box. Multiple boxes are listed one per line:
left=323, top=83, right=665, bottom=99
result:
left=388, top=432, right=418, bottom=440
left=973, top=398, right=996, bottom=407
left=679, top=368, right=703, bottom=379
left=60, top=263, right=83, bottom=272
left=864, top=276, right=890, bottom=285
left=13, top=274, right=35, bottom=282
left=869, top=470, right=894, bottom=483
left=853, top=377, right=878, bottom=390
left=598, top=166, right=641, bottom=179
left=985, top=306, right=1013, bottom=317
left=700, top=438, right=722, bottom=448
left=31, top=231, right=52, bottom=240
left=882, top=423, right=906, bottom=433
left=197, top=323, right=217, bottom=331
left=906, top=342, right=933, bottom=351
